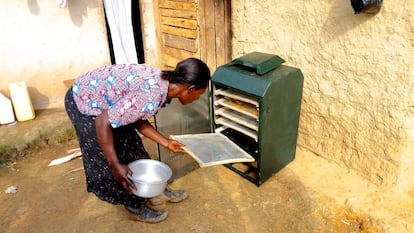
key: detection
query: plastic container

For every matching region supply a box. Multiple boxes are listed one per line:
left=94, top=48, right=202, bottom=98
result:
left=0, top=91, right=15, bottom=124
left=9, top=82, right=35, bottom=122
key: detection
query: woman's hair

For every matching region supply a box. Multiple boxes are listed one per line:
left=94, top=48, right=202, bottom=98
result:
left=161, top=58, right=211, bottom=89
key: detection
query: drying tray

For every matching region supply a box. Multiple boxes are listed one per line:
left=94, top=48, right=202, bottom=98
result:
left=170, top=133, right=255, bottom=167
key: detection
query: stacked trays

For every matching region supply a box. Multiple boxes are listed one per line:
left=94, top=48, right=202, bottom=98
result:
left=213, top=88, right=259, bottom=141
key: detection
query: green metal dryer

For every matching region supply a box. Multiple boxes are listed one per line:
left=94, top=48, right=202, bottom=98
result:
left=211, top=52, right=304, bottom=185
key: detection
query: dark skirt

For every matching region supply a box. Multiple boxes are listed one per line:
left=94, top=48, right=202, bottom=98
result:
left=64, top=88, right=150, bottom=208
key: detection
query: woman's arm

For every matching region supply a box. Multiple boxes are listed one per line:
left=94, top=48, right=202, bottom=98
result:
left=137, top=119, right=185, bottom=153
left=95, top=110, right=135, bottom=192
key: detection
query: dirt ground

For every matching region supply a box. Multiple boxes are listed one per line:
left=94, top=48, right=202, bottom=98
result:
left=0, top=138, right=413, bottom=233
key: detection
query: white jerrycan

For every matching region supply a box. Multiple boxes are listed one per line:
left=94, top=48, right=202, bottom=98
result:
left=0, top=91, right=15, bottom=124
left=9, top=82, right=35, bottom=122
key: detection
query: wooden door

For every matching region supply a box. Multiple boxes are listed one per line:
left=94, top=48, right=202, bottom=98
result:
left=153, top=0, right=231, bottom=177
left=154, top=0, right=231, bottom=71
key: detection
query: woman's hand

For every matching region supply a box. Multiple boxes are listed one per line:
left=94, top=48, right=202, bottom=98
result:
left=96, top=110, right=136, bottom=193
left=136, top=120, right=185, bottom=153
left=167, top=139, right=185, bottom=153
left=110, top=162, right=136, bottom=193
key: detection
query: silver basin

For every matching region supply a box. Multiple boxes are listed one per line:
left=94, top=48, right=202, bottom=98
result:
left=128, top=159, right=172, bottom=198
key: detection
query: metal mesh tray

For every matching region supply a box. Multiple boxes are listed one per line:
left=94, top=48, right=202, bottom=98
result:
left=170, top=133, right=255, bottom=167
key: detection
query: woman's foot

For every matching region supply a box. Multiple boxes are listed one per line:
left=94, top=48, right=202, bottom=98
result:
left=150, top=187, right=188, bottom=206
left=125, top=205, right=168, bottom=223
left=164, top=187, right=188, bottom=203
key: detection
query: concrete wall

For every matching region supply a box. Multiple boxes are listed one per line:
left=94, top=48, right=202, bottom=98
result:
left=0, top=0, right=110, bottom=109
left=231, top=0, right=414, bottom=190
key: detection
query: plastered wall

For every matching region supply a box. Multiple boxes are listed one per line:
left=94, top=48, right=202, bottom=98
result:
left=231, top=0, right=414, bottom=190
left=0, top=0, right=110, bottom=109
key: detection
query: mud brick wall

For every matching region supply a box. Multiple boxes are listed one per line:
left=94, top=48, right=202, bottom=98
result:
left=231, top=0, right=414, bottom=190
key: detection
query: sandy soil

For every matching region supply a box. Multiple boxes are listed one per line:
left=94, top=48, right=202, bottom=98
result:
left=0, top=139, right=404, bottom=233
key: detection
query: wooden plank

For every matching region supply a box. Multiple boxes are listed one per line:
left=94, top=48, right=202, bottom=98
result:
left=156, top=0, right=231, bottom=71
left=161, top=25, right=197, bottom=39
left=153, top=0, right=163, bottom=67
left=224, top=0, right=232, bottom=63
left=159, top=0, right=196, bottom=11
left=160, top=16, right=197, bottom=30
left=159, top=8, right=196, bottom=19
left=198, top=0, right=217, bottom=71
left=163, top=33, right=197, bottom=52
left=168, top=0, right=194, bottom=2
left=215, top=0, right=225, bottom=66
left=214, top=0, right=232, bottom=66
left=159, top=0, right=194, bottom=3
left=163, top=46, right=196, bottom=60
left=161, top=53, right=182, bottom=68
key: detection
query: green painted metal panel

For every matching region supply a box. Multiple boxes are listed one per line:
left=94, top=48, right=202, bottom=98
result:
left=258, top=65, right=304, bottom=185
left=212, top=65, right=271, bottom=97
left=230, top=51, right=285, bottom=75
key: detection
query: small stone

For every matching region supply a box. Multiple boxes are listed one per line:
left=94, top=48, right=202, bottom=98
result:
left=5, top=186, right=18, bottom=194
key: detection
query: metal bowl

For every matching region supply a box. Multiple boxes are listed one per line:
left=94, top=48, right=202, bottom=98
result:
left=127, top=159, right=172, bottom=198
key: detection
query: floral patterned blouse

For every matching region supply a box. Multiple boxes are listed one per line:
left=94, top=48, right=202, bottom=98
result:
left=72, top=64, right=169, bottom=128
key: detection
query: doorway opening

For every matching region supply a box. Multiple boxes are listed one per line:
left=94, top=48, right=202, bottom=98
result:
left=103, top=0, right=145, bottom=64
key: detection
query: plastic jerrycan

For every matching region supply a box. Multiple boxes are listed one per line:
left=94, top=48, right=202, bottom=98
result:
left=0, top=91, right=15, bottom=124
left=9, top=82, right=35, bottom=121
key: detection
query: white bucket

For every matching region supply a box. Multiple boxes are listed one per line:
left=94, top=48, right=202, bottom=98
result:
left=9, top=82, right=35, bottom=122
left=0, top=91, right=15, bottom=124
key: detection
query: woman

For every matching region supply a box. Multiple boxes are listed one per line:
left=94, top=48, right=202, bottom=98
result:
left=65, top=58, right=211, bottom=223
